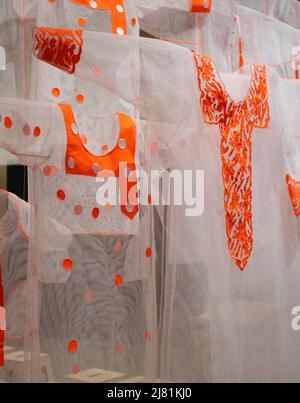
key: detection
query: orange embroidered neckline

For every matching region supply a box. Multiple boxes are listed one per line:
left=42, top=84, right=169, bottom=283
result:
left=194, top=53, right=270, bottom=271
left=70, top=0, right=127, bottom=35
left=59, top=104, right=138, bottom=220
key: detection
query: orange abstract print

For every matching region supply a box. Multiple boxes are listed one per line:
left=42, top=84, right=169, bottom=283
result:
left=70, top=0, right=127, bottom=35
left=286, top=174, right=300, bottom=216
left=33, top=27, right=83, bottom=74
left=191, top=0, right=212, bottom=13
left=194, top=53, right=270, bottom=270
left=59, top=104, right=138, bottom=220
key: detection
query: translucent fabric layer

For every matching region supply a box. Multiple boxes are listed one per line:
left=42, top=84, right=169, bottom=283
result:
left=230, top=5, right=300, bottom=73
left=0, top=2, right=159, bottom=384
left=30, top=28, right=300, bottom=382
left=137, top=0, right=300, bottom=71
left=0, top=191, right=72, bottom=382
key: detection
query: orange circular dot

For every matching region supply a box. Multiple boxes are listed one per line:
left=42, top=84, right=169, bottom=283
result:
left=57, top=189, right=66, bottom=201
left=33, top=127, right=41, bottom=137
left=131, top=18, right=137, bottom=26
left=50, top=166, right=58, bottom=176
left=116, top=343, right=125, bottom=353
left=150, top=141, right=159, bottom=153
left=76, top=94, right=85, bottom=104
left=146, top=248, right=152, bottom=258
left=23, top=124, right=31, bottom=136
left=52, top=87, right=61, bottom=97
left=43, top=166, right=52, bottom=177
left=74, top=205, right=83, bottom=216
left=78, top=18, right=86, bottom=26
left=144, top=331, right=152, bottom=343
left=85, top=290, right=94, bottom=302
left=92, top=208, right=100, bottom=219
left=148, top=195, right=152, bottom=205
left=63, top=259, right=73, bottom=271
left=92, top=67, right=101, bottom=77
left=114, top=241, right=123, bottom=253
left=115, top=274, right=123, bottom=287
left=105, top=203, right=113, bottom=212
left=68, top=340, right=78, bottom=353
left=4, top=116, right=13, bottom=129
left=72, top=363, right=81, bottom=374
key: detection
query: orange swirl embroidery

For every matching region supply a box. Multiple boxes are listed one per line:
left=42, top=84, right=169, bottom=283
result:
left=286, top=174, right=300, bottom=216
left=194, top=53, right=270, bottom=270
left=33, top=27, right=83, bottom=75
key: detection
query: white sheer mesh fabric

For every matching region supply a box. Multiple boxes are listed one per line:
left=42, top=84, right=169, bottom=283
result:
left=0, top=2, right=158, bottom=383
left=1, top=0, right=300, bottom=384
left=30, top=28, right=300, bottom=382
left=137, top=0, right=300, bottom=71
left=0, top=191, right=73, bottom=382
left=229, top=5, right=300, bottom=72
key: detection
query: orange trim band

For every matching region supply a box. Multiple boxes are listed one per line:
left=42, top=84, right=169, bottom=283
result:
left=239, top=37, right=245, bottom=68
left=59, top=104, right=139, bottom=220
left=191, top=0, right=212, bottom=13
left=71, top=0, right=127, bottom=35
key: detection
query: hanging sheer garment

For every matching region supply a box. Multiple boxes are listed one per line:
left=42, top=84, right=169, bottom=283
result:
left=0, top=190, right=72, bottom=382
left=31, top=0, right=139, bottom=36
left=229, top=5, right=300, bottom=73
left=0, top=0, right=34, bottom=165
left=137, top=0, right=300, bottom=71
left=0, top=96, right=157, bottom=383
left=41, top=29, right=300, bottom=382
left=0, top=0, right=139, bottom=164
left=0, top=3, right=157, bottom=383
left=137, top=0, right=300, bottom=23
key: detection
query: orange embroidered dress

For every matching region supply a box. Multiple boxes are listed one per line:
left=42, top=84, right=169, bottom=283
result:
left=194, top=53, right=270, bottom=270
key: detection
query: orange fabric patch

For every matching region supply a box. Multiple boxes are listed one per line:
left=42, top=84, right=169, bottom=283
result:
left=58, top=104, right=138, bottom=220
left=115, top=274, right=123, bottom=287
left=286, top=175, right=300, bottom=216
left=71, top=0, right=128, bottom=35
left=33, top=27, right=83, bottom=74
left=191, top=0, right=212, bottom=13
left=194, top=53, right=270, bottom=271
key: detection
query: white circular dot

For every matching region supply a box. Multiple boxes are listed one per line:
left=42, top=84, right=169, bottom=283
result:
left=203, top=0, right=209, bottom=8
left=118, top=138, right=126, bottom=150
left=71, top=124, right=78, bottom=135
left=68, top=158, right=75, bottom=169
left=89, top=1, right=97, bottom=8
left=116, top=5, right=124, bottom=13
left=116, top=27, right=125, bottom=36
left=92, top=163, right=100, bottom=174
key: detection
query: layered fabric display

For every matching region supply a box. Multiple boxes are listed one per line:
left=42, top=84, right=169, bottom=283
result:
left=0, top=0, right=300, bottom=384
left=0, top=0, right=157, bottom=384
